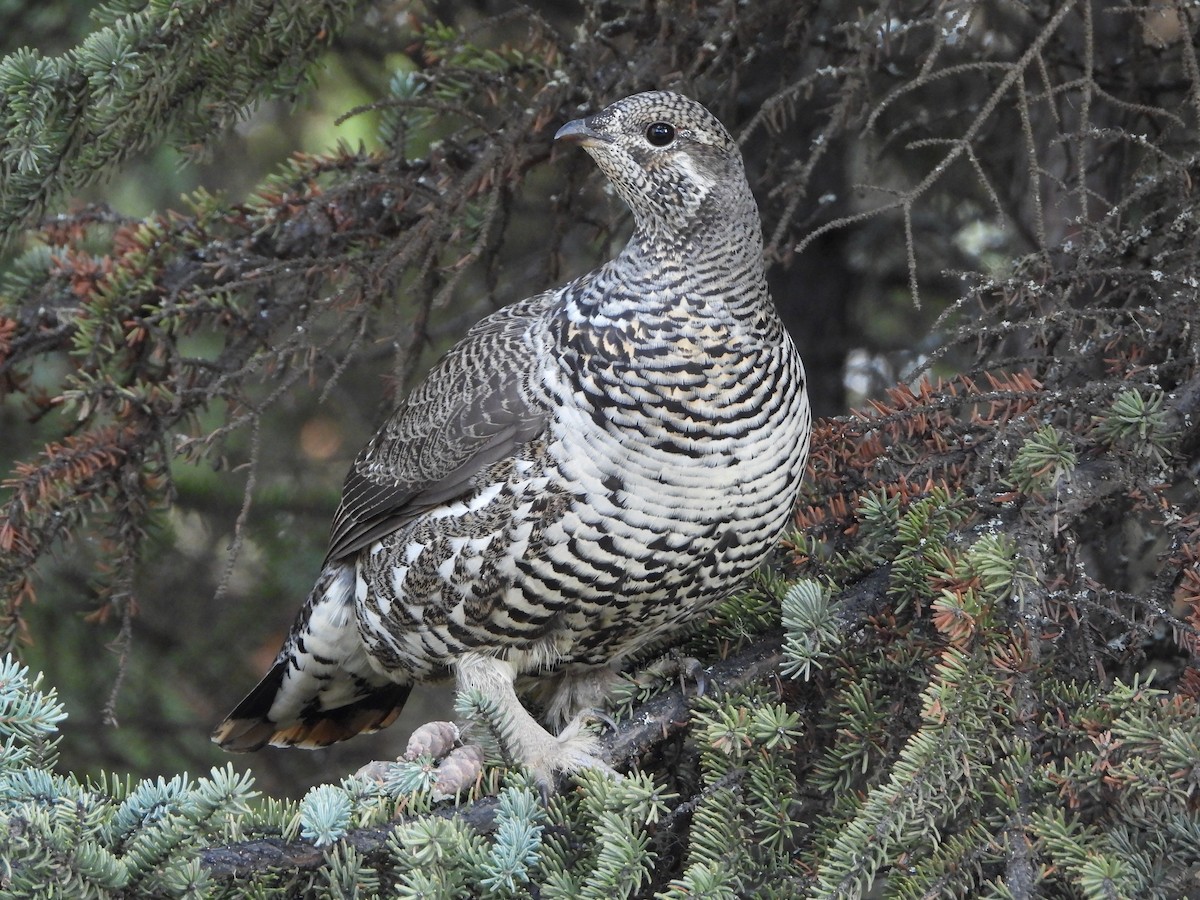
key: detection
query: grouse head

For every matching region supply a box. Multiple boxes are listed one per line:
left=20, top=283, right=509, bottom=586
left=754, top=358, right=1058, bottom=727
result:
left=555, top=91, right=755, bottom=239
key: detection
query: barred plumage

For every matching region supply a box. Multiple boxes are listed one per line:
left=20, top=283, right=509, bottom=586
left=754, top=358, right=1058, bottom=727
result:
left=213, top=91, right=812, bottom=782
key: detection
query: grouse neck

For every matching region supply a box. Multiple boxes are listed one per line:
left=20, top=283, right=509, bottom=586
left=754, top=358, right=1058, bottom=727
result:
left=619, top=207, right=769, bottom=307
left=628, top=184, right=765, bottom=271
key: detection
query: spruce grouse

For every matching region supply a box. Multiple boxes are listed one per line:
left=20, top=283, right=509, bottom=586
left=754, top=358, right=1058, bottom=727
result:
left=214, top=91, right=812, bottom=783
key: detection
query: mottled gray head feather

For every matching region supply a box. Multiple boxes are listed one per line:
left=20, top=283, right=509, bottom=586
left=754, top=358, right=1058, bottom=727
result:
left=557, top=91, right=751, bottom=236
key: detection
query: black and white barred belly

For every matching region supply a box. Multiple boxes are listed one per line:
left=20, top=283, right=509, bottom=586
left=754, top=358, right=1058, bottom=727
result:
left=354, top=327, right=810, bottom=679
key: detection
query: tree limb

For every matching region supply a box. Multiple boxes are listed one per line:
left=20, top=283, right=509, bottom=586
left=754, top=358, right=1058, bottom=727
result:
left=199, top=565, right=896, bottom=881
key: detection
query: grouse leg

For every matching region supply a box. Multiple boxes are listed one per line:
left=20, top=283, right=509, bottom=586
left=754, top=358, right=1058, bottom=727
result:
left=455, top=651, right=617, bottom=788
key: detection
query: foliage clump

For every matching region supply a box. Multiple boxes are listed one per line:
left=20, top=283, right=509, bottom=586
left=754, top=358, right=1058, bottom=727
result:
left=0, top=654, right=256, bottom=897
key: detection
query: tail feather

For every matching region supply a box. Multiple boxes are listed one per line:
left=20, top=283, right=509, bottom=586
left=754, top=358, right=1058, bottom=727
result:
left=212, top=561, right=412, bottom=751
left=213, top=660, right=411, bottom=750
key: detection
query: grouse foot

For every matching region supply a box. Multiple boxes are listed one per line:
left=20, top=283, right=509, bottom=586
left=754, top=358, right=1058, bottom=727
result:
left=456, top=652, right=617, bottom=790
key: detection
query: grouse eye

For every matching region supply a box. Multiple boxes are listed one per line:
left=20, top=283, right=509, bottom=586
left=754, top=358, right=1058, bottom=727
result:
left=645, top=122, right=676, bottom=147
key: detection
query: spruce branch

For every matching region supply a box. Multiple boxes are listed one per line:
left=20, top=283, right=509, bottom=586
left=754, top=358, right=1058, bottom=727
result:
left=194, top=622, right=863, bottom=883
left=0, top=0, right=368, bottom=247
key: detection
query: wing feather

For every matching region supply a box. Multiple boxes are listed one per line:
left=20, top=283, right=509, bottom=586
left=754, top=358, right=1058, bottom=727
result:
left=324, top=293, right=557, bottom=563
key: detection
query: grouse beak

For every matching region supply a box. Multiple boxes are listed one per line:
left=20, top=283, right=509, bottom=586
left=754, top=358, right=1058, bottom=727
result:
left=554, top=118, right=612, bottom=148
